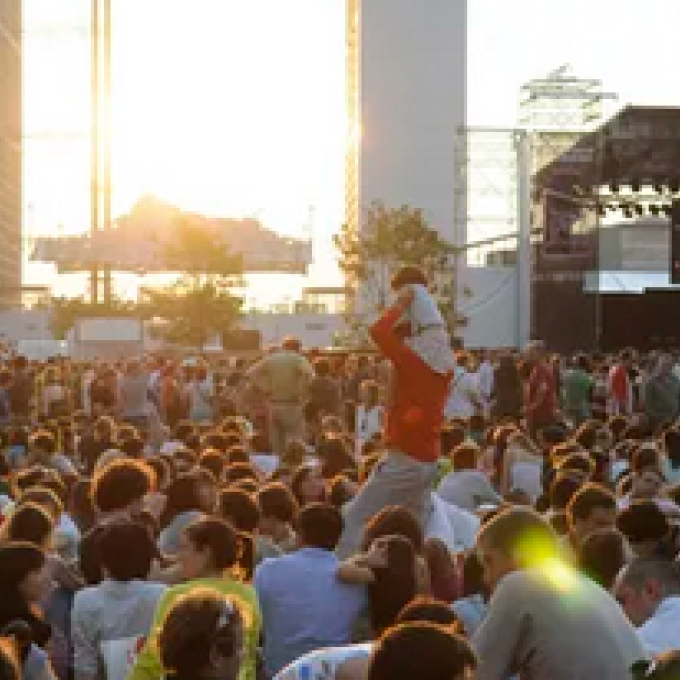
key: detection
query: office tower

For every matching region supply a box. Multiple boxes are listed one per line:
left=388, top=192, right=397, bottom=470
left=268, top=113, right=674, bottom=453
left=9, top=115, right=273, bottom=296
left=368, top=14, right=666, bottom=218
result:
left=0, top=0, right=22, bottom=303
left=345, top=0, right=467, bottom=245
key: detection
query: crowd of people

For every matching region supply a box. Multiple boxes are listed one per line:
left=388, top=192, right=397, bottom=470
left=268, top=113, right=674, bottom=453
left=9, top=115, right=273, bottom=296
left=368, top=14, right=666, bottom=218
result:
left=1, top=267, right=680, bottom=678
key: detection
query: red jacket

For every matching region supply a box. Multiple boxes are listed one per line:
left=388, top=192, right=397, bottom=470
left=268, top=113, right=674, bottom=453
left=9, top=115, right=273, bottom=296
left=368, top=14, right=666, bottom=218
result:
left=370, top=300, right=452, bottom=463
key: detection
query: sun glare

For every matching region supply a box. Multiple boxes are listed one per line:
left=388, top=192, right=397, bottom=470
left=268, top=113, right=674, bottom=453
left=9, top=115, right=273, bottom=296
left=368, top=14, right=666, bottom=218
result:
left=24, top=0, right=347, bottom=295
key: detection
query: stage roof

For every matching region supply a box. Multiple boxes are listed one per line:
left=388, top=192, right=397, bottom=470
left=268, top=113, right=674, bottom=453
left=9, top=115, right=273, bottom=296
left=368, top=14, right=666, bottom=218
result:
left=534, top=105, right=680, bottom=193
left=30, top=196, right=313, bottom=275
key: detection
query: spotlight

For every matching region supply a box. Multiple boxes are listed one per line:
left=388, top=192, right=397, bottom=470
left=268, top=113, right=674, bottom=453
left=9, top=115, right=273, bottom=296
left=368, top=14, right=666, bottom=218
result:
left=631, top=179, right=641, bottom=193
left=634, top=204, right=644, bottom=217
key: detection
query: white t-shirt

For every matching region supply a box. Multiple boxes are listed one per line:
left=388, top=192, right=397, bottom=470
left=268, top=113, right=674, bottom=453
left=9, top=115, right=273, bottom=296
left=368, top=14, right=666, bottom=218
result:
left=445, top=367, right=480, bottom=420
left=355, top=404, right=383, bottom=450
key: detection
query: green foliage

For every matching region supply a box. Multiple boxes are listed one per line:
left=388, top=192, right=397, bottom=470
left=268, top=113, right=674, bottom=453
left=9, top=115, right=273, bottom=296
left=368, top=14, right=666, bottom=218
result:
left=333, top=202, right=467, bottom=334
left=46, top=217, right=244, bottom=347
left=141, top=281, right=242, bottom=348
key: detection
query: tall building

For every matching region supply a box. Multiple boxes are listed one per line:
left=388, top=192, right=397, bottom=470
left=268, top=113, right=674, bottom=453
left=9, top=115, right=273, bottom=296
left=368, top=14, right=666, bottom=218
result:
left=345, top=0, right=467, bottom=246
left=0, top=0, right=22, bottom=303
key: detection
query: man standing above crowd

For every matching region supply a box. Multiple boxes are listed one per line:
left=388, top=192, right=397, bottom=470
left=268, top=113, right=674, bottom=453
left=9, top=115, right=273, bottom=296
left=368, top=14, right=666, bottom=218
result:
left=246, top=336, right=315, bottom=456
left=337, top=267, right=453, bottom=557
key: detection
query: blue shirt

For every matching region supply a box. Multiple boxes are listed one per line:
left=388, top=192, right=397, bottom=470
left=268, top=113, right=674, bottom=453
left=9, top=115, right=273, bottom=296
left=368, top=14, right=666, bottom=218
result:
left=254, top=547, right=366, bottom=676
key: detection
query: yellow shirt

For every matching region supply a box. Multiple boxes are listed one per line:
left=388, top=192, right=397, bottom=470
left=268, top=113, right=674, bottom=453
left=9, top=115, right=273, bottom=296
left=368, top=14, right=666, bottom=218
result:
left=128, top=576, right=261, bottom=680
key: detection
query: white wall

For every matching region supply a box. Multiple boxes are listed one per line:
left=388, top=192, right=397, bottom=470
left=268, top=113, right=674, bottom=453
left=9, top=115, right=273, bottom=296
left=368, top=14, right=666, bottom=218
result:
left=359, top=0, right=467, bottom=244
left=242, top=313, right=347, bottom=349
left=243, top=267, right=518, bottom=351
left=0, top=309, right=52, bottom=344
left=458, top=266, right=518, bottom=348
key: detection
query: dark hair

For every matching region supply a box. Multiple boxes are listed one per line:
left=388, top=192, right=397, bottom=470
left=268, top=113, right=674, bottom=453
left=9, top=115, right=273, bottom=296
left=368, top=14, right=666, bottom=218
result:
left=19, top=487, right=63, bottom=520
left=395, top=597, right=460, bottom=628
left=257, top=483, right=298, bottom=524
left=98, top=520, right=156, bottom=581
left=218, top=489, right=261, bottom=534
left=369, top=623, right=476, bottom=680
left=296, top=503, right=342, bottom=551
left=314, top=358, right=330, bottom=377
left=631, top=446, right=661, bottom=475
left=91, top=459, right=154, bottom=513
left=28, top=431, right=56, bottom=456
left=2, top=503, right=53, bottom=548
left=617, top=501, right=669, bottom=545
left=158, top=589, right=244, bottom=680
left=663, top=429, right=680, bottom=468
left=120, top=435, right=145, bottom=459
left=573, top=421, right=600, bottom=450
left=0, top=543, right=51, bottom=648
left=566, top=483, right=616, bottom=525
left=199, top=450, right=227, bottom=481
left=578, top=527, right=627, bottom=590
left=549, top=472, right=583, bottom=511
left=390, top=265, right=427, bottom=291
left=556, top=452, right=595, bottom=477
left=451, top=443, right=478, bottom=470
left=69, top=477, right=96, bottom=533
left=319, top=437, right=355, bottom=480
left=290, top=465, right=319, bottom=506
left=184, top=517, right=253, bottom=581
left=439, top=424, right=465, bottom=455
left=362, top=506, right=423, bottom=553
left=368, top=536, right=417, bottom=634
left=328, top=475, right=355, bottom=508
left=161, top=473, right=208, bottom=528
left=226, top=446, right=249, bottom=465
left=223, top=463, right=258, bottom=485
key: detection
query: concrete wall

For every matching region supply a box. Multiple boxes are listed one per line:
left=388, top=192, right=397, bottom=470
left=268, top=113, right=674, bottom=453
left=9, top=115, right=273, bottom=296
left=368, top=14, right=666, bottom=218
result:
left=0, top=309, right=51, bottom=344
left=241, top=313, right=347, bottom=349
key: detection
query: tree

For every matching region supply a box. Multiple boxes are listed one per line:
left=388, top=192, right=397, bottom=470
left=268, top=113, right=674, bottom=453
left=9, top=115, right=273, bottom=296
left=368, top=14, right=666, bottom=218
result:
left=334, top=202, right=468, bottom=337
left=140, top=281, right=241, bottom=348
left=141, top=218, right=244, bottom=347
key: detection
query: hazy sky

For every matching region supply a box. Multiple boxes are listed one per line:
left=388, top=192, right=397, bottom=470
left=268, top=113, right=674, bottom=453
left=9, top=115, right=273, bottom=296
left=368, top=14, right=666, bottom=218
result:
left=22, top=0, right=680, bottom=298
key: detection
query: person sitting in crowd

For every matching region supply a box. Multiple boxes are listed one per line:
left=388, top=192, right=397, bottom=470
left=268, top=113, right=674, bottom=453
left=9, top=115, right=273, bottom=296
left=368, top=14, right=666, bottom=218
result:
left=437, top=442, right=502, bottom=512
left=255, top=503, right=365, bottom=677
left=614, top=557, right=680, bottom=656
left=157, top=589, right=246, bottom=680
left=6, top=342, right=680, bottom=680
left=472, top=506, right=645, bottom=679
left=130, top=517, right=260, bottom=680
left=71, top=520, right=166, bottom=680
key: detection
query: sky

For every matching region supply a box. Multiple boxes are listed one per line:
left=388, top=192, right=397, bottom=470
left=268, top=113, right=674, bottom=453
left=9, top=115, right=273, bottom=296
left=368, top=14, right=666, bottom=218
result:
left=22, top=0, right=680, bottom=302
